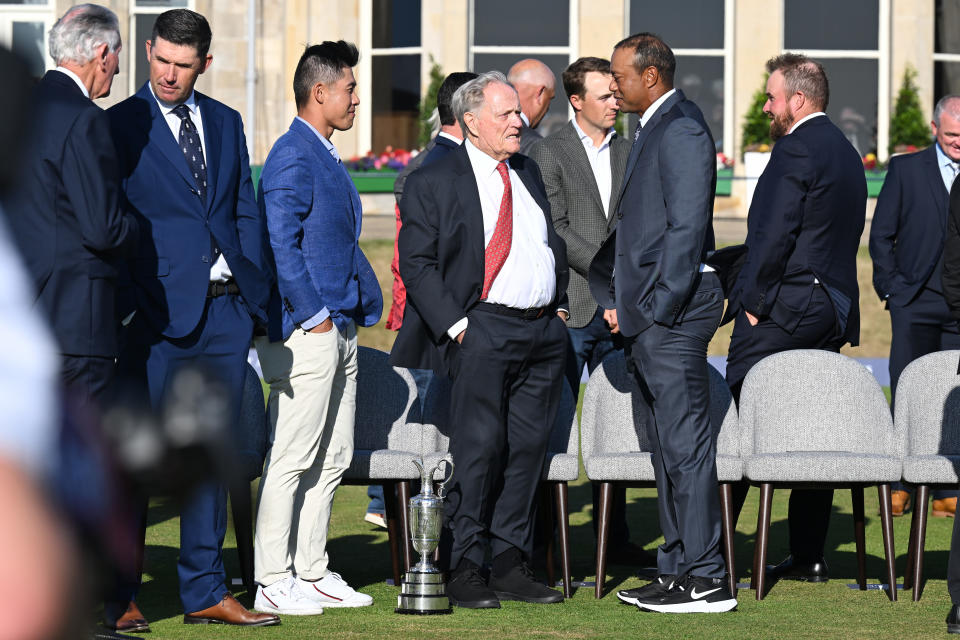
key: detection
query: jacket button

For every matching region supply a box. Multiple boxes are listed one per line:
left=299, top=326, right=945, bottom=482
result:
left=476, top=287, right=482, bottom=294
left=353, top=274, right=358, bottom=281
left=617, top=212, right=623, bottom=219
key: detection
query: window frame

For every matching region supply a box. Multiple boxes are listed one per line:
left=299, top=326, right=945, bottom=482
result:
left=0, top=2, right=54, bottom=78
left=127, top=0, right=195, bottom=97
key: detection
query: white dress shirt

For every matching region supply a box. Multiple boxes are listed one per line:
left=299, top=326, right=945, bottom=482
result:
left=640, top=88, right=677, bottom=128
left=788, top=111, right=826, bottom=135
left=571, top=117, right=615, bottom=216
left=936, top=142, right=960, bottom=193
left=55, top=66, right=89, bottom=98
left=447, top=140, right=558, bottom=339
left=148, top=85, right=232, bottom=283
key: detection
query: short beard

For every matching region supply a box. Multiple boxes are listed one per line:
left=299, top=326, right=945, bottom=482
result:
left=769, top=109, right=795, bottom=141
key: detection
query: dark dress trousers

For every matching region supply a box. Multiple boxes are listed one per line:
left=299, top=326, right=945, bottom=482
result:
left=726, top=115, right=867, bottom=563
left=390, top=144, right=569, bottom=570
left=870, top=145, right=960, bottom=399
left=589, top=89, right=726, bottom=579
left=4, top=70, right=138, bottom=402
left=942, top=178, right=960, bottom=602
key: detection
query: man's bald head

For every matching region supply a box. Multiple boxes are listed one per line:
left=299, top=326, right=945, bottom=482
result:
left=507, top=58, right=556, bottom=129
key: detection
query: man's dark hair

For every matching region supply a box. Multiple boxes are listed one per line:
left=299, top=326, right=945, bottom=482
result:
left=562, top=57, right=611, bottom=101
left=293, top=41, right=360, bottom=109
left=437, top=72, right=478, bottom=126
left=766, top=52, right=829, bottom=111
left=151, top=9, right=211, bottom=59
left=613, top=32, right=676, bottom=87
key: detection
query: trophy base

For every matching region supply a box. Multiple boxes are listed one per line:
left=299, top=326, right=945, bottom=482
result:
left=395, top=570, right=452, bottom=615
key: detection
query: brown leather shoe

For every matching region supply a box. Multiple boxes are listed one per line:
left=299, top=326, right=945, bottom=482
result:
left=184, top=593, right=281, bottom=626
left=933, top=497, right=957, bottom=518
left=108, top=601, right=150, bottom=633
left=891, top=490, right=911, bottom=517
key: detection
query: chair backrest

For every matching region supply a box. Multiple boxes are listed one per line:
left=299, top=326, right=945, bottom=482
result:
left=355, top=347, right=421, bottom=451
left=895, top=350, right=960, bottom=456
left=738, top=349, right=898, bottom=456
left=708, top=363, right=739, bottom=457
left=580, top=353, right=654, bottom=459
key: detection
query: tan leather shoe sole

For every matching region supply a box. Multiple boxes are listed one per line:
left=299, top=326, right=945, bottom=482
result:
left=933, top=497, right=957, bottom=518
left=890, top=490, right=911, bottom=517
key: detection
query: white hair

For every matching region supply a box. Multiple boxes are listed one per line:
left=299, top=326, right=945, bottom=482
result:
left=48, top=4, right=120, bottom=66
left=452, top=71, right=514, bottom=135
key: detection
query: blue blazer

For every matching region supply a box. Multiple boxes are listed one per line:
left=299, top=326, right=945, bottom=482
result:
left=108, top=84, right=269, bottom=339
left=5, top=70, right=138, bottom=357
left=870, top=145, right=948, bottom=305
left=259, top=118, right=382, bottom=341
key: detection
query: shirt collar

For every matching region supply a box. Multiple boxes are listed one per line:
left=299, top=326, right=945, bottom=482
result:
left=936, top=141, right=957, bottom=169
left=520, top=112, right=531, bottom=127
left=788, top=111, right=826, bottom=135
left=571, top=117, right=615, bottom=149
left=295, top=116, right=340, bottom=162
left=148, top=82, right=199, bottom=117
left=640, top=88, right=677, bottom=128
left=55, top=66, right=89, bottom=98
left=438, top=131, right=462, bottom=144
left=465, top=138, right=505, bottom=177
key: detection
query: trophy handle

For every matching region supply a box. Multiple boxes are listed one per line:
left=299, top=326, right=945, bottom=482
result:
left=434, top=457, right=455, bottom=498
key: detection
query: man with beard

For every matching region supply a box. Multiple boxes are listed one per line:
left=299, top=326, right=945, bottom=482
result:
left=725, top=53, right=866, bottom=582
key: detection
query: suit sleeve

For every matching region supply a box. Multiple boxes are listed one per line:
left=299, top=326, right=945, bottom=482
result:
left=943, top=183, right=960, bottom=321
left=63, top=108, right=138, bottom=256
left=234, top=117, right=264, bottom=273
left=869, top=157, right=906, bottom=300
left=398, top=171, right=469, bottom=343
left=654, top=117, right=715, bottom=325
left=529, top=140, right=599, bottom=277
left=734, top=134, right=812, bottom=317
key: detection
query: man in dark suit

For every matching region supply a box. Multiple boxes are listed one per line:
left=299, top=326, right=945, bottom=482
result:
left=589, top=33, right=735, bottom=614
left=725, top=53, right=867, bottom=582
left=508, top=59, right=556, bottom=154
left=108, top=9, right=277, bottom=627
left=5, top=4, right=137, bottom=408
left=391, top=71, right=568, bottom=609
left=870, top=95, right=960, bottom=518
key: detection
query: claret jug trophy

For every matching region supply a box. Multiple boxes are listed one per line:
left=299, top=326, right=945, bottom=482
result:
left=395, top=456, right=455, bottom=614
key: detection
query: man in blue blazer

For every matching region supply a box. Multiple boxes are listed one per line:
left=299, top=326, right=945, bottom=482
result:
left=725, top=54, right=867, bottom=582
left=252, top=41, right=381, bottom=616
left=5, top=5, right=137, bottom=407
left=108, top=9, right=276, bottom=627
left=589, top=33, right=734, bottom=614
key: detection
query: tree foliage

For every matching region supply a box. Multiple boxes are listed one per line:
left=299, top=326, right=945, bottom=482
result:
left=740, top=73, right=770, bottom=156
left=889, top=66, right=931, bottom=154
left=418, top=57, right=445, bottom=149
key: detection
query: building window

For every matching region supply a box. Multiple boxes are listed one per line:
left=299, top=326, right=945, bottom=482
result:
left=782, top=0, right=890, bottom=159
left=626, top=0, right=733, bottom=155
left=370, top=0, right=422, bottom=153
left=934, top=0, right=960, bottom=104
left=128, top=0, right=190, bottom=96
left=469, top=0, right=576, bottom=136
left=0, top=1, right=53, bottom=79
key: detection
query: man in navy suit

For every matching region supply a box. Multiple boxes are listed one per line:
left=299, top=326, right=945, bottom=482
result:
left=589, top=33, right=735, bottom=614
left=252, top=41, right=382, bottom=615
left=5, top=4, right=137, bottom=408
left=391, top=72, right=568, bottom=609
left=870, top=95, right=960, bottom=518
left=725, top=53, right=867, bottom=582
left=108, top=9, right=277, bottom=627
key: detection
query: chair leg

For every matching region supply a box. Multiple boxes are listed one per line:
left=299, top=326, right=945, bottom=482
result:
left=398, top=481, right=413, bottom=572
left=595, top=482, right=613, bottom=599
left=539, top=484, right=556, bottom=589
left=383, top=480, right=402, bottom=586
left=554, top=481, right=572, bottom=598
left=719, top=482, right=737, bottom=596
left=877, top=483, right=897, bottom=602
left=851, top=486, right=866, bottom=590
left=912, top=484, right=931, bottom=601
left=229, top=479, right=256, bottom=593
left=753, top=483, right=773, bottom=600
left=904, top=492, right=921, bottom=590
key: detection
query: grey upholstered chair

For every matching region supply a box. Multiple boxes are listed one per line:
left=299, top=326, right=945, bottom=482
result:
left=580, top=353, right=740, bottom=598
left=895, top=351, right=960, bottom=601
left=738, top=349, right=902, bottom=601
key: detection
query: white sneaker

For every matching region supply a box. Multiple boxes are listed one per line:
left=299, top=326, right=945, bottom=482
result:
left=255, top=576, right=325, bottom=615
left=364, top=512, right=387, bottom=528
left=297, top=573, right=374, bottom=607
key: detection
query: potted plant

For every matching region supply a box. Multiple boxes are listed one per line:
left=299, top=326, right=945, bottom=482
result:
left=888, top=65, right=931, bottom=156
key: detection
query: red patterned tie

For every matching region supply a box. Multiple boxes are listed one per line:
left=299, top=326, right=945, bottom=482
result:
left=482, top=161, right=513, bottom=299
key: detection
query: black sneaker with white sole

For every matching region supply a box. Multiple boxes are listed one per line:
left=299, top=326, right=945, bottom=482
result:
left=636, top=574, right=737, bottom=614
left=616, top=575, right=676, bottom=605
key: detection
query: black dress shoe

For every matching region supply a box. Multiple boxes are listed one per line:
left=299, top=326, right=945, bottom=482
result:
left=489, top=561, right=564, bottom=604
left=447, top=560, right=500, bottom=609
left=766, top=555, right=829, bottom=582
left=948, top=604, right=960, bottom=634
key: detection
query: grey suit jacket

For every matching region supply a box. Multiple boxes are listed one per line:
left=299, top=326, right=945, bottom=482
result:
left=518, top=121, right=543, bottom=155
left=529, top=121, right=629, bottom=327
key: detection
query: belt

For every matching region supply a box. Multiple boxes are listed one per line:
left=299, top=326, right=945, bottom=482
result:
left=207, top=280, right=240, bottom=298
left=474, top=301, right=549, bottom=320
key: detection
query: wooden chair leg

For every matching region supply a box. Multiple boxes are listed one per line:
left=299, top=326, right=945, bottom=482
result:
left=851, top=486, right=867, bottom=590
left=877, top=483, right=897, bottom=602
left=229, top=479, right=256, bottom=593
left=554, top=481, right=572, bottom=598
left=398, top=480, right=413, bottom=572
left=383, top=480, right=402, bottom=586
left=539, top=485, right=556, bottom=589
left=595, top=482, right=613, bottom=599
left=753, top=483, right=773, bottom=600
left=912, top=484, right=931, bottom=601
left=719, top=482, right=737, bottom=596
left=904, top=491, right=921, bottom=590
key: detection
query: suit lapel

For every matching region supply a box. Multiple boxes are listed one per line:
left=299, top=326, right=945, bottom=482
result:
left=198, top=94, right=223, bottom=215
left=294, top=118, right=360, bottom=230
left=608, top=136, right=629, bottom=221
left=452, top=147, right=486, bottom=273
left=138, top=84, right=197, bottom=193
left=923, top=145, right=950, bottom=227
left=556, top=123, right=605, bottom=213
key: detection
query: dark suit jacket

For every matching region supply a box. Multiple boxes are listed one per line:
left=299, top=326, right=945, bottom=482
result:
left=589, top=89, right=716, bottom=337
left=870, top=145, right=949, bottom=305
left=108, top=84, right=269, bottom=339
left=5, top=70, right=138, bottom=357
left=529, top=121, right=628, bottom=327
left=518, top=121, right=543, bottom=155
left=420, top=134, right=460, bottom=168
left=389, top=144, right=569, bottom=374
left=941, top=178, right=960, bottom=320
left=732, top=115, right=866, bottom=344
